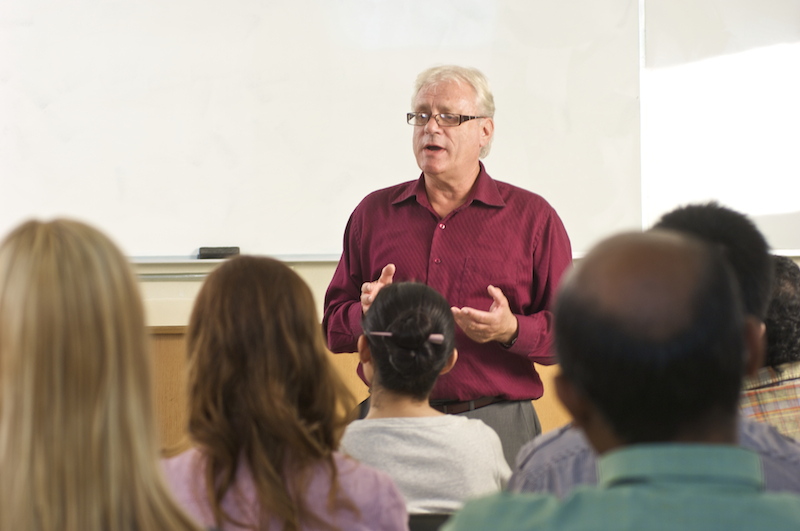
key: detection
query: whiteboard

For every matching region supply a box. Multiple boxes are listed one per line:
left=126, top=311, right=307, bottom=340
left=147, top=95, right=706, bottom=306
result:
left=0, top=0, right=641, bottom=258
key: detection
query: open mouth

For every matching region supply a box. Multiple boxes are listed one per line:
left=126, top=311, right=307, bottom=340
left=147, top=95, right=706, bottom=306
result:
left=425, top=145, right=444, bottom=151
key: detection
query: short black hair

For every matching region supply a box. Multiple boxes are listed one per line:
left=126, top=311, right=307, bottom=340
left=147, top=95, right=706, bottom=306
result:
left=765, top=256, right=800, bottom=367
left=556, top=242, right=746, bottom=443
left=361, top=282, right=456, bottom=401
left=654, top=202, right=773, bottom=319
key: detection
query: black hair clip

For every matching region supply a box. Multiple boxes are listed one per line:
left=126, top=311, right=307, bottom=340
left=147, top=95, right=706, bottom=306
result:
left=368, top=331, right=444, bottom=345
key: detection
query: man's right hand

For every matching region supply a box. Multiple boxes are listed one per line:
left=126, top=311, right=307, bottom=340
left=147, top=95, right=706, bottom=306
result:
left=360, top=263, right=396, bottom=313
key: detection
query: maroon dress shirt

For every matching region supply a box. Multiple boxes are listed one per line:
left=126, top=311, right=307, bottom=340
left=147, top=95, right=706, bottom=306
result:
left=323, top=164, right=572, bottom=401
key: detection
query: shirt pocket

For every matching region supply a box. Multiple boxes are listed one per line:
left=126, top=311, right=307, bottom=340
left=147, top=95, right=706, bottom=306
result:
left=457, top=257, right=519, bottom=311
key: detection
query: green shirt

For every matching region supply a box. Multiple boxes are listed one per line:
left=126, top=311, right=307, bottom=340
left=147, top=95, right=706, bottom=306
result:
left=443, top=444, right=800, bottom=531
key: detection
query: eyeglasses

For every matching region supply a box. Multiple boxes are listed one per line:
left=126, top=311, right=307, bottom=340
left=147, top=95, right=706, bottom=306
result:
left=407, top=112, right=486, bottom=127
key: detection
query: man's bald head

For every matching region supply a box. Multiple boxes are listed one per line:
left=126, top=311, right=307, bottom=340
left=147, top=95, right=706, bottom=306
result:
left=556, top=231, right=747, bottom=443
left=568, top=231, right=707, bottom=342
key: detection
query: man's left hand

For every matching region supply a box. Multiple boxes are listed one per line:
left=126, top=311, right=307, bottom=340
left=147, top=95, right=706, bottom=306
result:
left=452, top=285, right=519, bottom=345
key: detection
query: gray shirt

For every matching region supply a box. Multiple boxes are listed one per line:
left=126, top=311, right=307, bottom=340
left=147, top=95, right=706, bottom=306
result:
left=509, top=416, right=800, bottom=497
left=341, top=415, right=511, bottom=514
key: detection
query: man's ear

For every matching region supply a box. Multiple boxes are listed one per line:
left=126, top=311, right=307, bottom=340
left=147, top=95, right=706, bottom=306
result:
left=555, top=372, right=590, bottom=429
left=357, top=335, right=371, bottom=364
left=479, top=117, right=494, bottom=148
left=744, top=317, right=767, bottom=377
left=439, top=349, right=458, bottom=376
left=357, top=335, right=374, bottom=386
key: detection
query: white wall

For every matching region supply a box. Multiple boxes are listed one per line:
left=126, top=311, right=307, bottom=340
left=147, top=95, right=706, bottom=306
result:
left=641, top=0, right=800, bottom=253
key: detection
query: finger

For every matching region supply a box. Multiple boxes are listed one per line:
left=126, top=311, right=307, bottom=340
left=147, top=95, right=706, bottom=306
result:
left=487, top=285, right=508, bottom=306
left=361, top=281, right=373, bottom=294
left=455, top=306, right=495, bottom=325
left=379, top=263, right=396, bottom=284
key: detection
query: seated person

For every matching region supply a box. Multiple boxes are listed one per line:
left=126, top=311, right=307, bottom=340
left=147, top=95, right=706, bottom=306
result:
left=741, top=255, right=800, bottom=439
left=444, top=231, right=800, bottom=531
left=339, top=282, right=511, bottom=514
left=162, top=256, right=408, bottom=531
left=509, top=203, right=800, bottom=497
left=0, top=220, right=202, bottom=531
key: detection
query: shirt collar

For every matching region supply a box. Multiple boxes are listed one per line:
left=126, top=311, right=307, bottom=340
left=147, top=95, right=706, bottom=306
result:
left=743, top=360, right=800, bottom=391
left=598, top=444, right=763, bottom=491
left=391, top=162, right=506, bottom=208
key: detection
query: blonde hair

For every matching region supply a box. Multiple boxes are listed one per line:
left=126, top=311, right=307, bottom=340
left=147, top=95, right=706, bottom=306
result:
left=0, top=219, right=201, bottom=531
left=412, top=65, right=496, bottom=158
left=187, top=256, right=358, bottom=531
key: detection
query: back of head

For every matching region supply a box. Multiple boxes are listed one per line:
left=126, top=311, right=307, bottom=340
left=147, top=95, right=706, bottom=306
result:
left=555, top=231, right=746, bottom=443
left=186, top=255, right=356, bottom=530
left=361, top=282, right=456, bottom=401
left=413, top=65, right=495, bottom=158
left=764, top=255, right=800, bottom=367
left=654, top=202, right=773, bottom=319
left=0, top=219, right=199, bottom=531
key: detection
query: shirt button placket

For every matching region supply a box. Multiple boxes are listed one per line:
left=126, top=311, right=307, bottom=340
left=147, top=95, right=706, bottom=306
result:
left=429, top=220, right=447, bottom=286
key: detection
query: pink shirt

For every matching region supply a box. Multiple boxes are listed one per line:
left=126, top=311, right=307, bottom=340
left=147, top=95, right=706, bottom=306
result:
left=163, top=449, right=409, bottom=531
left=323, top=164, right=572, bottom=401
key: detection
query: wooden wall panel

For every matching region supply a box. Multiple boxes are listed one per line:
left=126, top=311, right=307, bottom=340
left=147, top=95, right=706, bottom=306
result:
left=149, top=328, right=570, bottom=451
left=535, top=364, right=572, bottom=433
left=150, top=327, right=189, bottom=451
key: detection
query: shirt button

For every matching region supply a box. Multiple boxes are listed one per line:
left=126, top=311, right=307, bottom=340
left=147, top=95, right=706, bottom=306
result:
left=434, top=258, right=442, bottom=264
left=438, top=223, right=446, bottom=229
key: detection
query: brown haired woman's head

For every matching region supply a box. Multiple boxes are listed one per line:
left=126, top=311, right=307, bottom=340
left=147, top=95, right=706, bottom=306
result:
left=186, top=255, right=356, bottom=530
left=0, top=219, right=200, bottom=531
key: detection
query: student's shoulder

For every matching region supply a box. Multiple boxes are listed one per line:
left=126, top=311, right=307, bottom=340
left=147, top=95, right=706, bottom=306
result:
left=333, top=452, right=409, bottom=528
left=515, top=423, right=591, bottom=469
left=161, top=447, right=205, bottom=482
left=335, top=451, right=398, bottom=490
left=451, top=416, right=506, bottom=442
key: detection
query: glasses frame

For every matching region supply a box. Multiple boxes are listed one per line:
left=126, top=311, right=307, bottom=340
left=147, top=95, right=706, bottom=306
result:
left=406, top=112, right=487, bottom=127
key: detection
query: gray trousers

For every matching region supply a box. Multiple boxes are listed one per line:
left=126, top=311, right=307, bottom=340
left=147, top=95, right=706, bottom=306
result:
left=457, top=400, right=541, bottom=468
left=355, top=397, right=540, bottom=468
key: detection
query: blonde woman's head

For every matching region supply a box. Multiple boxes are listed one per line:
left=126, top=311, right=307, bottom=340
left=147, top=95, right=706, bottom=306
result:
left=0, top=219, right=200, bottom=531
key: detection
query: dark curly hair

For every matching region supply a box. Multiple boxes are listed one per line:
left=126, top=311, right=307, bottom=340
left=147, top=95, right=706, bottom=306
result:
left=765, top=256, right=800, bottom=367
left=654, top=202, right=773, bottom=320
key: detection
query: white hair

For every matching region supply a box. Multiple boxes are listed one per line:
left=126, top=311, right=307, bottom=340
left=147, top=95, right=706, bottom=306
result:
left=412, top=65, right=495, bottom=158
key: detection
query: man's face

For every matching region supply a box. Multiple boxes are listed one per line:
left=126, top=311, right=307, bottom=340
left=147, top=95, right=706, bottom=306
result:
left=412, top=80, right=493, bottom=183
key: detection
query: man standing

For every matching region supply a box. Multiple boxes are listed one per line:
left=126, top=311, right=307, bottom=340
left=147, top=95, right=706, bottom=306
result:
left=323, top=65, right=572, bottom=463
left=445, top=231, right=800, bottom=531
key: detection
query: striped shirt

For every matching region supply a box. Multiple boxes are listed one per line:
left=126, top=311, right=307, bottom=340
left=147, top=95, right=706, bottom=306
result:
left=323, top=163, right=572, bottom=401
left=740, top=361, right=800, bottom=440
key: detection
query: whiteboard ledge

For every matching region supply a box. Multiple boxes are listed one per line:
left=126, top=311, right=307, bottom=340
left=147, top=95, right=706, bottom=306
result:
left=131, top=254, right=341, bottom=265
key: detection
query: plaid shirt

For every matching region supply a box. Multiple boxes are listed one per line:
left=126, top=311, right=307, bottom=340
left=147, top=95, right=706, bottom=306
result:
left=740, top=361, right=800, bottom=440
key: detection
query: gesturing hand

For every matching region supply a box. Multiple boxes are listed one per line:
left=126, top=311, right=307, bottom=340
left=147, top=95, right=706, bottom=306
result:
left=451, top=285, right=519, bottom=345
left=360, top=264, right=396, bottom=314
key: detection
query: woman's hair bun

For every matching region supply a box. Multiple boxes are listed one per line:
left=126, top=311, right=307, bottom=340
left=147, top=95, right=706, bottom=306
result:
left=361, top=282, right=456, bottom=400
left=386, top=309, right=431, bottom=350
